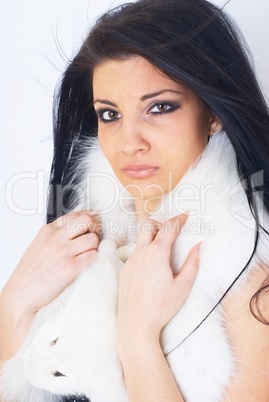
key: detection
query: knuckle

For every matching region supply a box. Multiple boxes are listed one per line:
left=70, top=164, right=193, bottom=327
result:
left=78, top=209, right=92, bottom=215
left=80, top=213, right=93, bottom=223
left=65, top=215, right=92, bottom=234
left=79, top=214, right=96, bottom=230
left=64, top=254, right=74, bottom=266
left=88, top=232, right=99, bottom=248
left=77, top=249, right=98, bottom=270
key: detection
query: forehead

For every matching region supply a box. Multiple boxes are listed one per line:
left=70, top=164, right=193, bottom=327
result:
left=92, top=56, right=184, bottom=94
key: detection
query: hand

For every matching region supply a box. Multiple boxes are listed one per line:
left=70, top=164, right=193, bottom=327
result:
left=1, top=210, right=100, bottom=315
left=117, top=214, right=200, bottom=348
left=0, top=210, right=100, bottom=361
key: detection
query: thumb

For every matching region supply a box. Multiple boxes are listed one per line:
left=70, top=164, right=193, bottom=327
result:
left=154, top=214, right=188, bottom=251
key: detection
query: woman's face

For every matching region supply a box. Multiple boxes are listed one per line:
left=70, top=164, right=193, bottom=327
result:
left=93, top=56, right=220, bottom=215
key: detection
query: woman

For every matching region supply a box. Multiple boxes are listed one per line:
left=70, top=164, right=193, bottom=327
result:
left=1, top=0, right=269, bottom=401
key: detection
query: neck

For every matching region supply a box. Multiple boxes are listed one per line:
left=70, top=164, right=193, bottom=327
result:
left=134, top=197, right=162, bottom=222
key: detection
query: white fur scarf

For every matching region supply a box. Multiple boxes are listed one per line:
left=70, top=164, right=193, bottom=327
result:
left=0, top=132, right=268, bottom=402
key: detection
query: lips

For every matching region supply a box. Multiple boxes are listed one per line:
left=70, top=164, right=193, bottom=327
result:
left=122, top=164, right=160, bottom=179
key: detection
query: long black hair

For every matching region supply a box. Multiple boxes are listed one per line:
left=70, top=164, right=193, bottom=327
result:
left=47, top=0, right=269, bottom=321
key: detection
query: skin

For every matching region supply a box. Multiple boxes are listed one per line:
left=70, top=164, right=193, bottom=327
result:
left=221, top=265, right=269, bottom=400
left=93, top=56, right=221, bottom=218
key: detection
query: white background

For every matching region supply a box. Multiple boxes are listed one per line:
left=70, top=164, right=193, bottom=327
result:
left=1, top=0, right=269, bottom=290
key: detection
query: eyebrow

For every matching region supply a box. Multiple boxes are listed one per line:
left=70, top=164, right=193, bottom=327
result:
left=93, top=99, right=117, bottom=107
left=93, top=89, right=182, bottom=107
left=140, top=89, right=182, bottom=101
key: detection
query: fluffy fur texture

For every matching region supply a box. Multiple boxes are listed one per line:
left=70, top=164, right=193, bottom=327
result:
left=0, top=132, right=268, bottom=402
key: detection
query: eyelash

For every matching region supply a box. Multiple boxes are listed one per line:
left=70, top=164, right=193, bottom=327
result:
left=95, top=102, right=180, bottom=124
left=95, top=109, right=121, bottom=125
left=149, top=101, right=180, bottom=115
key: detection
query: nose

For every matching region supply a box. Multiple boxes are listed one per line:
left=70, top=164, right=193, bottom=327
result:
left=118, top=117, right=150, bottom=155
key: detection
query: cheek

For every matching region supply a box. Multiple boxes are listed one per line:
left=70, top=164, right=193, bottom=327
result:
left=99, top=139, right=120, bottom=175
left=164, top=131, right=207, bottom=172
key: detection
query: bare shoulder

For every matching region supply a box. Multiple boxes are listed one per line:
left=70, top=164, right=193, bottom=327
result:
left=222, top=264, right=269, bottom=401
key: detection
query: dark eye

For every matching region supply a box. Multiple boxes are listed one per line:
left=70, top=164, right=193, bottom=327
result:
left=103, top=110, right=118, bottom=120
left=149, top=102, right=179, bottom=114
left=96, top=109, right=122, bottom=123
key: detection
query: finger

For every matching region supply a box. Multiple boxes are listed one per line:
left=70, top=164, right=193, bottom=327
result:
left=174, top=242, right=201, bottom=303
left=53, top=210, right=100, bottom=230
left=154, top=214, right=188, bottom=250
left=52, top=210, right=88, bottom=228
left=75, top=249, right=99, bottom=271
left=69, top=232, right=99, bottom=256
left=136, top=219, right=162, bottom=247
left=60, top=214, right=101, bottom=240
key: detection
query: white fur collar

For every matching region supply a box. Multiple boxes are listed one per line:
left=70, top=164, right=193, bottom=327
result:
left=0, top=132, right=268, bottom=402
